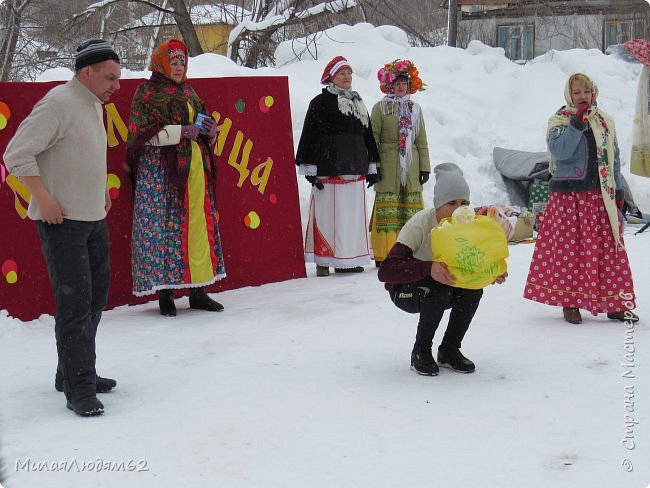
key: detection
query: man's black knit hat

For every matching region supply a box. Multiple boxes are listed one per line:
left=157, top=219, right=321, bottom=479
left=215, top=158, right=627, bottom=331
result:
left=75, top=39, right=119, bottom=71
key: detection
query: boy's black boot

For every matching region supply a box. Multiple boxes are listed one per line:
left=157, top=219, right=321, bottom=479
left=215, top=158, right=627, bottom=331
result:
left=410, top=345, right=438, bottom=376
left=437, top=347, right=475, bottom=373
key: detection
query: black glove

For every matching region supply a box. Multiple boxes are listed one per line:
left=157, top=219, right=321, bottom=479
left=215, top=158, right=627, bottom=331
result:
left=366, top=168, right=381, bottom=188
left=305, top=175, right=324, bottom=190
left=419, top=171, right=430, bottom=185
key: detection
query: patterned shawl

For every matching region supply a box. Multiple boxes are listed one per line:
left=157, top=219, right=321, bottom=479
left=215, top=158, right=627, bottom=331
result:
left=126, top=39, right=217, bottom=191
left=326, top=82, right=370, bottom=128
left=546, top=73, right=620, bottom=248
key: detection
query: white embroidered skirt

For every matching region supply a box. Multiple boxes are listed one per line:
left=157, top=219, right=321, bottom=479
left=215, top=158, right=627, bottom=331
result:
left=304, top=175, right=372, bottom=268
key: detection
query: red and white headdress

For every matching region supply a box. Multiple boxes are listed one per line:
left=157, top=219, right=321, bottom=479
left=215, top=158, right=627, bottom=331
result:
left=320, top=56, right=352, bottom=85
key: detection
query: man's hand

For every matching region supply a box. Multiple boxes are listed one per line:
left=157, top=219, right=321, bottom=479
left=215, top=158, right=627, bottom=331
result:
left=430, top=261, right=455, bottom=286
left=492, top=272, right=508, bottom=285
left=20, top=175, right=65, bottom=224
left=38, top=192, right=66, bottom=224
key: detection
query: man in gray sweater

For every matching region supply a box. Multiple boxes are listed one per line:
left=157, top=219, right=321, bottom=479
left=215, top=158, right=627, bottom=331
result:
left=3, top=39, right=121, bottom=416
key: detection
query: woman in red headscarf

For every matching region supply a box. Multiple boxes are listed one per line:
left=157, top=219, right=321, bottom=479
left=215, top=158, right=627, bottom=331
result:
left=295, top=55, right=380, bottom=276
left=127, top=39, right=226, bottom=316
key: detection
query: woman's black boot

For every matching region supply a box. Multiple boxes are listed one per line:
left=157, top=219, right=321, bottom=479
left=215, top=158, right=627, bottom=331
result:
left=159, top=289, right=177, bottom=316
left=189, top=287, right=224, bottom=312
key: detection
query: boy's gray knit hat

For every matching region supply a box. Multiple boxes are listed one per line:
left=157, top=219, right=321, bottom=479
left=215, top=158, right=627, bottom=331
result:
left=433, top=163, right=470, bottom=209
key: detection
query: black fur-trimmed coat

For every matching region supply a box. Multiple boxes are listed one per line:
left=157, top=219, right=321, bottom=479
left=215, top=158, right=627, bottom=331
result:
left=295, top=89, right=380, bottom=176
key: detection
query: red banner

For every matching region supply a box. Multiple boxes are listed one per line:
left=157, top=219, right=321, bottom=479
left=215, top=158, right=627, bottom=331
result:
left=0, top=77, right=306, bottom=321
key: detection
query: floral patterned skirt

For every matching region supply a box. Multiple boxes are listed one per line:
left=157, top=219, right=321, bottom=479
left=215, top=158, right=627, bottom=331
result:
left=524, top=188, right=635, bottom=315
left=131, top=146, right=226, bottom=296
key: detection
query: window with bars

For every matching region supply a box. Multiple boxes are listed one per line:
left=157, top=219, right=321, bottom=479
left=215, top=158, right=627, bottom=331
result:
left=497, top=24, right=534, bottom=61
left=604, top=20, right=645, bottom=49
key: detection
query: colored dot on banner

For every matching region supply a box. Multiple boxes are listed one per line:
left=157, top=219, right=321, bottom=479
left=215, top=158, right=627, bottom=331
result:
left=106, top=173, right=121, bottom=189
left=0, top=101, right=10, bottom=119
left=0, top=114, right=7, bottom=130
left=264, top=96, right=274, bottom=108
left=235, top=99, right=246, bottom=113
left=258, top=97, right=271, bottom=113
left=269, top=193, right=277, bottom=204
left=244, top=211, right=261, bottom=229
left=2, top=259, right=17, bottom=276
left=108, top=187, right=119, bottom=200
left=6, top=270, right=17, bottom=284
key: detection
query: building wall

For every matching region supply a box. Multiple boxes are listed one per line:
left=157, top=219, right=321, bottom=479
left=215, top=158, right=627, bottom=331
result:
left=459, top=11, right=646, bottom=60
left=158, top=23, right=233, bottom=56
left=196, top=24, right=233, bottom=56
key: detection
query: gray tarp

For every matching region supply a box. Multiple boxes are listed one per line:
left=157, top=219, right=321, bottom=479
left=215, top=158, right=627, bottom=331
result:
left=492, top=146, right=549, bottom=181
left=492, top=146, right=641, bottom=213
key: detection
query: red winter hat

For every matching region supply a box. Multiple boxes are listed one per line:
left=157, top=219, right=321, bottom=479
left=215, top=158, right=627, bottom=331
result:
left=320, top=56, right=352, bottom=85
left=624, top=39, right=650, bottom=67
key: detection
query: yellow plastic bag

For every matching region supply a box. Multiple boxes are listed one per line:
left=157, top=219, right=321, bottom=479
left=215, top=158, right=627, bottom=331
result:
left=430, top=215, right=509, bottom=289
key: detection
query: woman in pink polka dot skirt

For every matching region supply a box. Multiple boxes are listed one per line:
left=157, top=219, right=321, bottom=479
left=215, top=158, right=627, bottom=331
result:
left=524, top=73, right=639, bottom=325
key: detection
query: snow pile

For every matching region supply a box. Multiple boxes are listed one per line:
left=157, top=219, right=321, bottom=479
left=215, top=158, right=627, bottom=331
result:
left=36, top=22, right=647, bottom=219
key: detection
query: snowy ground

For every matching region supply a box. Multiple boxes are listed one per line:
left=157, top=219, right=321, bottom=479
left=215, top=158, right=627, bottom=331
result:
left=0, top=228, right=648, bottom=488
left=2, top=22, right=650, bottom=488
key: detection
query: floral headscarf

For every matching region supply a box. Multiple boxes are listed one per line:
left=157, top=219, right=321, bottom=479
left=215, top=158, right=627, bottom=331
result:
left=149, top=38, right=188, bottom=83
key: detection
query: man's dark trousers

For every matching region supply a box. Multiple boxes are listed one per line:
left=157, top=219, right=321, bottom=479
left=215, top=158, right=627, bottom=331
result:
left=37, top=219, right=110, bottom=402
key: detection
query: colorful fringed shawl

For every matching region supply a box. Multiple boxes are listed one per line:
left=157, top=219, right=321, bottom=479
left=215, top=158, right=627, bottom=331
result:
left=126, top=41, right=216, bottom=192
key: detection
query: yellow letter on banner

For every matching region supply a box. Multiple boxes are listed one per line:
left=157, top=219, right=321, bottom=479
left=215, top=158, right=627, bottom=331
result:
left=250, top=157, right=273, bottom=194
left=211, top=112, right=232, bottom=157
left=105, top=103, right=128, bottom=147
left=228, top=131, right=252, bottom=188
left=6, top=174, right=31, bottom=219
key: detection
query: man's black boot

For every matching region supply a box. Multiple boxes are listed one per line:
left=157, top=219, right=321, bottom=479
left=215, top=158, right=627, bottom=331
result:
left=55, top=369, right=116, bottom=393
left=66, top=395, right=104, bottom=416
